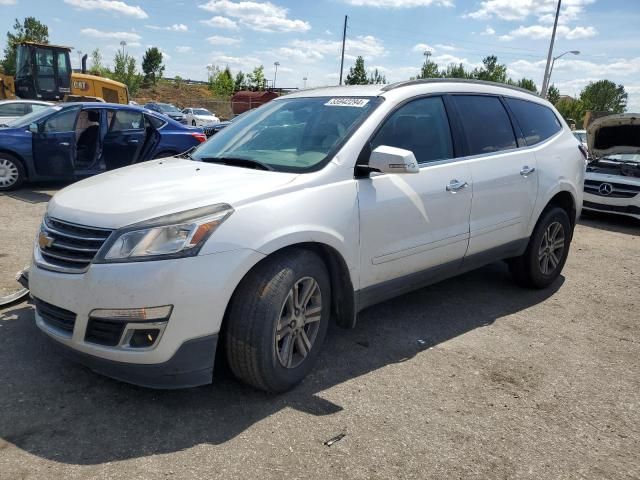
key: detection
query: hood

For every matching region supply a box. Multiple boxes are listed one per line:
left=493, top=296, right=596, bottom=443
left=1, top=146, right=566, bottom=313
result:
left=587, top=113, right=640, bottom=157
left=48, top=157, right=298, bottom=229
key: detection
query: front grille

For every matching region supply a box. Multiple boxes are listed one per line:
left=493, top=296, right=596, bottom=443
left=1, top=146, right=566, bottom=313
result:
left=584, top=179, right=640, bottom=198
left=38, top=217, right=113, bottom=273
left=85, top=318, right=126, bottom=347
left=203, top=125, right=225, bottom=137
left=34, top=297, right=77, bottom=335
left=583, top=201, right=640, bottom=215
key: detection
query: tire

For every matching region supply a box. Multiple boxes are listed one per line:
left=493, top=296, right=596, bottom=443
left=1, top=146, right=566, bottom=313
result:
left=0, top=153, right=25, bottom=192
left=509, top=207, right=572, bottom=289
left=225, top=248, right=331, bottom=393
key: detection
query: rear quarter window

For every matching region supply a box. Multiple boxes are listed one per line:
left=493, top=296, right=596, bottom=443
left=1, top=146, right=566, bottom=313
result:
left=505, top=98, right=562, bottom=146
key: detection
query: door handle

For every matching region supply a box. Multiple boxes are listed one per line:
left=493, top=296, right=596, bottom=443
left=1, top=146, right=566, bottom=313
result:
left=520, top=166, right=536, bottom=176
left=59, top=142, right=70, bottom=147
left=446, top=180, right=468, bottom=192
left=128, top=139, right=139, bottom=144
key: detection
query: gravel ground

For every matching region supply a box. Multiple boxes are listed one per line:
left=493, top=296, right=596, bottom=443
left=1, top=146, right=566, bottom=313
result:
left=0, top=187, right=638, bottom=480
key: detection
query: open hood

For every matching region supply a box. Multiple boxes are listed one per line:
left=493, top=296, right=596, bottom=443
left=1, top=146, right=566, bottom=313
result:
left=587, top=113, right=640, bottom=157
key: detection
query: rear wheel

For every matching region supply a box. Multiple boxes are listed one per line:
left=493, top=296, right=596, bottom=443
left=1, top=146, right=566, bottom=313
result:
left=225, top=249, right=331, bottom=392
left=0, top=154, right=25, bottom=191
left=509, top=207, right=571, bottom=289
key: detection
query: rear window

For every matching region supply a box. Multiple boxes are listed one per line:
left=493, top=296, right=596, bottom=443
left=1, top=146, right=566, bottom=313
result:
left=0, top=103, right=28, bottom=116
left=506, top=98, right=562, bottom=146
left=452, top=95, right=517, bottom=155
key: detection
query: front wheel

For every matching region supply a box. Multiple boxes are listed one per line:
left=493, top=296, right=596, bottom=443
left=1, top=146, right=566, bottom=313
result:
left=509, top=207, right=572, bottom=289
left=225, top=249, right=331, bottom=392
left=0, top=154, right=25, bottom=191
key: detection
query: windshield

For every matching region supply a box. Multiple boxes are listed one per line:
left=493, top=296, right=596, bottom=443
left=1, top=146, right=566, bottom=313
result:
left=5, top=105, right=62, bottom=127
left=191, top=96, right=381, bottom=172
left=158, top=104, right=180, bottom=113
left=194, top=109, right=212, bottom=116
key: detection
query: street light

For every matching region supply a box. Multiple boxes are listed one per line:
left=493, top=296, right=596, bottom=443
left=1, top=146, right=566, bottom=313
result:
left=303, top=76, right=308, bottom=89
left=549, top=50, right=580, bottom=89
left=273, top=61, right=280, bottom=90
left=120, top=41, right=127, bottom=57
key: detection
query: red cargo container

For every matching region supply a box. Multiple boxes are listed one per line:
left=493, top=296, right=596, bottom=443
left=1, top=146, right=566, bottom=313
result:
left=231, top=90, right=278, bottom=115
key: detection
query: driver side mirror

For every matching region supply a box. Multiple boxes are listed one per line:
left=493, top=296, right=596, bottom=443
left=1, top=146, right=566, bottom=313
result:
left=28, top=123, right=39, bottom=134
left=368, top=145, right=419, bottom=174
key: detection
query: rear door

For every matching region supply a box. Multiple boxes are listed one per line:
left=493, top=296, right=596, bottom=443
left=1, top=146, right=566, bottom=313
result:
left=102, top=108, right=146, bottom=170
left=450, top=94, right=537, bottom=257
left=31, top=106, right=80, bottom=179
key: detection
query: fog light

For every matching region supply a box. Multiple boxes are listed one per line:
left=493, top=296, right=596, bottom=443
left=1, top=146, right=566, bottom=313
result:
left=90, top=305, right=172, bottom=321
left=129, top=329, right=161, bottom=348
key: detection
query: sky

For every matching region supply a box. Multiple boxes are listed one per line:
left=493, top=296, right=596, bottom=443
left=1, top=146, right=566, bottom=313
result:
left=0, top=0, right=639, bottom=110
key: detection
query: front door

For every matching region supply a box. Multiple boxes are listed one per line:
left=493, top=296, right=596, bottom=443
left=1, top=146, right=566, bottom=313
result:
left=32, top=106, right=80, bottom=179
left=450, top=95, right=538, bottom=257
left=103, top=109, right=146, bottom=170
left=358, top=96, right=472, bottom=296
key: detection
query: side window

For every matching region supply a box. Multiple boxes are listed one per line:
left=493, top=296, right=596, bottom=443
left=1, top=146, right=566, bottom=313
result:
left=43, top=108, right=78, bottom=133
left=110, top=110, right=144, bottom=131
left=146, top=114, right=166, bottom=129
left=505, top=98, right=562, bottom=146
left=452, top=95, right=517, bottom=155
left=0, top=103, right=28, bottom=116
left=30, top=104, right=49, bottom=113
left=371, top=96, right=454, bottom=164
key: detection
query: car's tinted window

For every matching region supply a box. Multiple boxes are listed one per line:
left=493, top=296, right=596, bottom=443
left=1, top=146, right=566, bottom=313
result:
left=30, top=104, right=49, bottom=113
left=146, top=114, right=166, bottom=129
left=110, top=110, right=144, bottom=131
left=506, top=98, right=562, bottom=146
left=371, top=96, right=454, bottom=164
left=0, top=103, right=27, bottom=116
left=453, top=95, right=517, bottom=155
left=43, top=108, right=78, bottom=132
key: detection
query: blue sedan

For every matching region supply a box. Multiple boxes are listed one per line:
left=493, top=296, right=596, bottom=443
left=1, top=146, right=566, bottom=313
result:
left=0, top=102, right=207, bottom=191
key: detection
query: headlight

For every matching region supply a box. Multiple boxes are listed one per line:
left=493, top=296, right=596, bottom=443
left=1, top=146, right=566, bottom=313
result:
left=98, top=204, right=233, bottom=262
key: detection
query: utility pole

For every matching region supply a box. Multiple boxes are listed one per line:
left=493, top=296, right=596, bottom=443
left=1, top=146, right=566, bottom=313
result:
left=273, top=61, right=280, bottom=90
left=339, top=15, right=348, bottom=85
left=541, top=0, right=562, bottom=97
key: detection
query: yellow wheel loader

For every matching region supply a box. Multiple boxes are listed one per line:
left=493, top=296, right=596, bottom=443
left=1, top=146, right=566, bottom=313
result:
left=0, top=42, right=128, bottom=104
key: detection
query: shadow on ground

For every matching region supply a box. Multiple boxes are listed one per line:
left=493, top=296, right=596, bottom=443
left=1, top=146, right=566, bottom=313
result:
left=0, top=262, right=563, bottom=465
left=579, top=211, right=639, bottom=235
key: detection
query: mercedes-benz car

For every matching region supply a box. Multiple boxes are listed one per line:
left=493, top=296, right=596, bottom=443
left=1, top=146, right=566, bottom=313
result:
left=583, top=114, right=640, bottom=220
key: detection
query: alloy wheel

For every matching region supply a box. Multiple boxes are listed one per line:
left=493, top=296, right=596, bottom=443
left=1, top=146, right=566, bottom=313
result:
left=0, top=158, right=19, bottom=189
left=275, top=276, right=322, bottom=369
left=538, top=221, right=565, bottom=275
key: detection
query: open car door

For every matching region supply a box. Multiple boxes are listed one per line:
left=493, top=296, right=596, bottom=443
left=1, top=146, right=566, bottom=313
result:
left=31, top=106, right=80, bottom=180
left=102, top=109, right=146, bottom=170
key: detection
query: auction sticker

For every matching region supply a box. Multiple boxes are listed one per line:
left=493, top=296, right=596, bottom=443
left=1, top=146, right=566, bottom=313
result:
left=325, top=98, right=370, bottom=107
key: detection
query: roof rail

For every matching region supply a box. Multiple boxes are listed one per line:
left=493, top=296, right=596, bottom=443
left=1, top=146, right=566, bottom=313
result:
left=381, top=78, right=541, bottom=97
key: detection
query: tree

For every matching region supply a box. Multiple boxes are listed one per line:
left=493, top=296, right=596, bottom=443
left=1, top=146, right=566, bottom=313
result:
left=555, top=97, right=586, bottom=128
left=579, top=80, right=627, bottom=113
left=418, top=52, right=440, bottom=79
left=247, top=65, right=265, bottom=90
left=547, top=84, right=560, bottom=105
left=111, top=51, right=142, bottom=96
left=441, top=62, right=471, bottom=79
left=1, top=17, right=49, bottom=75
left=209, top=65, right=234, bottom=97
left=516, top=78, right=538, bottom=93
left=141, top=47, right=165, bottom=85
left=345, top=56, right=369, bottom=85
left=473, top=55, right=507, bottom=83
left=88, top=48, right=109, bottom=76
left=234, top=71, right=246, bottom=91
left=368, top=68, right=386, bottom=85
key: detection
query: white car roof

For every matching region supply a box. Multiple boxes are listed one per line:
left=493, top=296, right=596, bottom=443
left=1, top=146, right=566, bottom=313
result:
left=0, top=99, right=53, bottom=106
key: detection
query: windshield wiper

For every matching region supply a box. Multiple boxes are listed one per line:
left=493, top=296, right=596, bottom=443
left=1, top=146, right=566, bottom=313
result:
left=198, top=156, right=274, bottom=171
left=177, top=147, right=196, bottom=159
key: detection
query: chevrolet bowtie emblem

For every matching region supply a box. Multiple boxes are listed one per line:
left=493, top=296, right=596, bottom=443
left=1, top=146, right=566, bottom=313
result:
left=38, top=232, right=55, bottom=249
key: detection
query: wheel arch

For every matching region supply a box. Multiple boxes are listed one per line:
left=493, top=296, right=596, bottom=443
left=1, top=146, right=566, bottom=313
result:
left=0, top=149, right=29, bottom=178
left=544, top=190, right=577, bottom=229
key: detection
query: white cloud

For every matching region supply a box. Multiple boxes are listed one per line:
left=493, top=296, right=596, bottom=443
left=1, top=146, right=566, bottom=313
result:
left=207, top=35, right=242, bottom=45
left=412, top=43, right=435, bottom=53
left=432, top=54, right=481, bottom=71
left=64, top=0, right=147, bottom=19
left=200, top=16, right=239, bottom=29
left=345, top=0, right=453, bottom=6
left=80, top=28, right=141, bottom=42
left=209, top=53, right=262, bottom=70
left=199, top=0, right=310, bottom=33
left=435, top=43, right=456, bottom=51
left=0, top=0, right=17, bottom=5
left=176, top=46, right=192, bottom=53
left=500, top=24, right=597, bottom=41
left=466, top=0, right=594, bottom=22
left=146, top=24, right=188, bottom=32
left=480, top=26, right=495, bottom=35
left=282, top=35, right=386, bottom=62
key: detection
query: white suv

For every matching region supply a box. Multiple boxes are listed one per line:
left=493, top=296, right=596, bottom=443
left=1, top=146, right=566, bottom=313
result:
left=29, top=80, right=585, bottom=392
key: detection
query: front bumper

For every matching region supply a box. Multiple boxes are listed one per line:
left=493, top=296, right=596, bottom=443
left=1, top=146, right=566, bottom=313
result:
left=29, top=248, right=265, bottom=387
left=583, top=192, right=640, bottom=219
